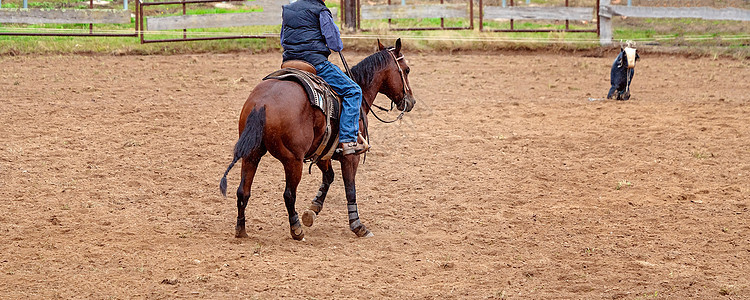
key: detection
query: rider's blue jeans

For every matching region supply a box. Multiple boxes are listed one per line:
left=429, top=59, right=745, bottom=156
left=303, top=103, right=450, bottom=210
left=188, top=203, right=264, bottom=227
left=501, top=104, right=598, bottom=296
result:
left=315, top=60, right=362, bottom=143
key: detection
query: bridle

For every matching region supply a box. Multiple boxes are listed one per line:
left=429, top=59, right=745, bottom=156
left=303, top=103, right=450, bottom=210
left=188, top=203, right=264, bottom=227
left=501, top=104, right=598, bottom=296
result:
left=388, top=48, right=410, bottom=94
left=337, top=46, right=411, bottom=163
left=366, top=48, right=410, bottom=124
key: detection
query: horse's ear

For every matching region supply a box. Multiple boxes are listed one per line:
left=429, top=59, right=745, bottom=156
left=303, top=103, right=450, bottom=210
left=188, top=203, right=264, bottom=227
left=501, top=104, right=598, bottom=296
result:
left=395, top=38, right=402, bottom=54
left=377, top=39, right=386, bottom=51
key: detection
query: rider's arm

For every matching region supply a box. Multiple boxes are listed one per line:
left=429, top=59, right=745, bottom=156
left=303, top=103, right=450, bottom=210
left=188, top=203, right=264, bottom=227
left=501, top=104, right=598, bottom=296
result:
left=319, top=10, right=343, bottom=52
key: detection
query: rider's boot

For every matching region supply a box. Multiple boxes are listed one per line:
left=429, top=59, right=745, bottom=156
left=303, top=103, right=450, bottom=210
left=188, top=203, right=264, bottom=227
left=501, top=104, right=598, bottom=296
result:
left=339, top=133, right=370, bottom=155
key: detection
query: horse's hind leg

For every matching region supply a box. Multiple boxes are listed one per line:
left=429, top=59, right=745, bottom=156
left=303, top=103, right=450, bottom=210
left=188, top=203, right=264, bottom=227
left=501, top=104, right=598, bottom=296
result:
left=236, top=154, right=262, bottom=238
left=301, top=159, right=334, bottom=227
left=282, top=159, right=305, bottom=240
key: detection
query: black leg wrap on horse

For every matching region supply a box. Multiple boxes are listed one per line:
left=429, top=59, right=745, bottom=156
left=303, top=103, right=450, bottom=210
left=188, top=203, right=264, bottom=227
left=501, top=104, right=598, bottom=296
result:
left=289, top=214, right=304, bottom=240
left=289, top=214, right=300, bottom=226
left=347, top=203, right=359, bottom=221
left=310, top=183, right=329, bottom=214
left=349, top=218, right=362, bottom=231
left=348, top=204, right=372, bottom=237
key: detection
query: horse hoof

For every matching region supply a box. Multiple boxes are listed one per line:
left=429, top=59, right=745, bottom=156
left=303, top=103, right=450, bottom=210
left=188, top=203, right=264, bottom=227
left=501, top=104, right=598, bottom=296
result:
left=235, top=229, right=249, bottom=238
left=291, top=231, right=305, bottom=241
left=353, top=225, right=372, bottom=238
left=309, top=203, right=323, bottom=214
left=235, top=219, right=248, bottom=238
left=291, top=225, right=305, bottom=241
left=301, top=210, right=316, bottom=227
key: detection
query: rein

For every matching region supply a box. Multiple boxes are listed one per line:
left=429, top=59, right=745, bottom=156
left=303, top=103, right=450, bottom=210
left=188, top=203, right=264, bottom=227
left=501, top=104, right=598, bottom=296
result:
left=336, top=48, right=410, bottom=164
left=366, top=100, right=405, bottom=124
left=339, top=49, right=409, bottom=125
left=338, top=52, right=370, bottom=159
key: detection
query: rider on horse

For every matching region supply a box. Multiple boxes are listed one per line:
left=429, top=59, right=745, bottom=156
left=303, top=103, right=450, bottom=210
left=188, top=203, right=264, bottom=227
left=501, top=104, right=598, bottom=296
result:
left=280, top=0, right=369, bottom=155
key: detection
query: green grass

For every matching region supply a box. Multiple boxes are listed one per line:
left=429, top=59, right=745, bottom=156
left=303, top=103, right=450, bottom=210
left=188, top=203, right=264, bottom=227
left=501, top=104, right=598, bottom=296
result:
left=360, top=17, right=473, bottom=29
left=615, top=180, right=632, bottom=190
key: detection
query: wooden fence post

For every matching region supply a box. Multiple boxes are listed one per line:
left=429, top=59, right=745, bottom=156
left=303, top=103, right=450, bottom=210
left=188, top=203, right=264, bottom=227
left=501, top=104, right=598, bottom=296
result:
left=599, top=0, right=612, bottom=46
left=345, top=0, right=357, bottom=31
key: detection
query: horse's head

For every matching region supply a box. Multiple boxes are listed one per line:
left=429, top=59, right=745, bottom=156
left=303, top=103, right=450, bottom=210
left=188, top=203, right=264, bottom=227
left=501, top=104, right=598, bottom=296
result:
left=377, top=38, right=416, bottom=112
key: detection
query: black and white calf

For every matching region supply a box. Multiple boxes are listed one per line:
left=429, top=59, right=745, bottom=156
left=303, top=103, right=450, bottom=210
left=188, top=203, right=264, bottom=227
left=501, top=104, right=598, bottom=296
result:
left=607, top=46, right=640, bottom=100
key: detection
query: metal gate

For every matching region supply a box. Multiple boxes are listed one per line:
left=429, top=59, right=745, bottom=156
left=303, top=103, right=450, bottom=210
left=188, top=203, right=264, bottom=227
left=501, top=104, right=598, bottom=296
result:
left=356, top=0, right=474, bottom=31
left=0, top=0, right=137, bottom=37
left=137, top=0, right=273, bottom=43
left=479, top=0, right=599, bottom=33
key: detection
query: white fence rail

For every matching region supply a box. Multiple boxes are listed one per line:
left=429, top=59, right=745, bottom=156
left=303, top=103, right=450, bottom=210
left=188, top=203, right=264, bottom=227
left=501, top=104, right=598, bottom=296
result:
left=357, top=1, right=474, bottom=31
left=482, top=6, right=593, bottom=21
left=0, top=8, right=130, bottom=24
left=599, top=0, right=750, bottom=45
left=145, top=0, right=334, bottom=31
left=360, top=4, right=468, bottom=20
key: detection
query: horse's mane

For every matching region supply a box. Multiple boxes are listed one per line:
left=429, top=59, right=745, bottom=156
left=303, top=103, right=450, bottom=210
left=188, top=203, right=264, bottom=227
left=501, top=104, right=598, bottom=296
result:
left=350, top=48, right=394, bottom=89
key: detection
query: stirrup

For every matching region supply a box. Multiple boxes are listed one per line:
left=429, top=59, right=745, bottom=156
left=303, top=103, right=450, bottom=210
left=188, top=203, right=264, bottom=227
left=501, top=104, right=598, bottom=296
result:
left=337, top=132, right=370, bottom=155
left=339, top=142, right=368, bottom=156
left=357, top=132, right=370, bottom=151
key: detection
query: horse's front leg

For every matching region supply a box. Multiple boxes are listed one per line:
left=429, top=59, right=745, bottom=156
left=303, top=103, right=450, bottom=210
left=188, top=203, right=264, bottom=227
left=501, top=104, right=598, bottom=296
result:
left=282, top=159, right=305, bottom=240
left=340, top=154, right=373, bottom=238
left=301, top=159, right=334, bottom=227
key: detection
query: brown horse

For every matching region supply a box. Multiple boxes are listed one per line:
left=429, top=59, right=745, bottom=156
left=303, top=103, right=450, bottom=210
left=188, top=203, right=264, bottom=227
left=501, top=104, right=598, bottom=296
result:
left=220, top=39, right=416, bottom=240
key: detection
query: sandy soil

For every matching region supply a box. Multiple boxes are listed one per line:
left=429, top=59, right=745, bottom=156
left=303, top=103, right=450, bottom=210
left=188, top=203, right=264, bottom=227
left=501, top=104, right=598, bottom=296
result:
left=1, top=50, right=749, bottom=299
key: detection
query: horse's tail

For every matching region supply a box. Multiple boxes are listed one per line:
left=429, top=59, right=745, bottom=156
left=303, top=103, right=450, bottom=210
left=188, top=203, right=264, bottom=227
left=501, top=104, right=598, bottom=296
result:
left=220, top=106, right=266, bottom=197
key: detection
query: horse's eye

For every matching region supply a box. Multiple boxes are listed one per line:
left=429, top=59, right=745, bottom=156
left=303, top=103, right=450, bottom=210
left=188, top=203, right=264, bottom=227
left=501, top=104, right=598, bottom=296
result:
left=405, top=68, right=410, bottom=75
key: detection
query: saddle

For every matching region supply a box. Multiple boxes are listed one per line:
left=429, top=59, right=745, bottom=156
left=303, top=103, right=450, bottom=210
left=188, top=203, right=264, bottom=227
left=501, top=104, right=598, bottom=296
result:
left=263, top=62, right=342, bottom=163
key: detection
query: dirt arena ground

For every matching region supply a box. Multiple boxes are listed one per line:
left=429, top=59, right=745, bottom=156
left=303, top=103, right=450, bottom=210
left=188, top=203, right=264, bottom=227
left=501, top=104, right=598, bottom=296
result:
left=1, top=50, right=748, bottom=299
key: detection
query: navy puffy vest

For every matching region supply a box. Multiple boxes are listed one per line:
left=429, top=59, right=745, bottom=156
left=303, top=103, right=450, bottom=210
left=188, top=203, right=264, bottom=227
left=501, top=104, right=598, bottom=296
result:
left=281, top=0, right=331, bottom=66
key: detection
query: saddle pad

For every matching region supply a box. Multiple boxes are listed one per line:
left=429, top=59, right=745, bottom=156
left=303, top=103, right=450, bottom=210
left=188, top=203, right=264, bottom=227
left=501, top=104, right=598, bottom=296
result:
left=263, top=68, right=342, bottom=162
left=264, top=68, right=340, bottom=119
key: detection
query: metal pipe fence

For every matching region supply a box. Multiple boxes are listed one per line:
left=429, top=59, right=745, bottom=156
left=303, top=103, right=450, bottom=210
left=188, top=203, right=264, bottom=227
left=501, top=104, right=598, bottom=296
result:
left=0, top=0, right=136, bottom=37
